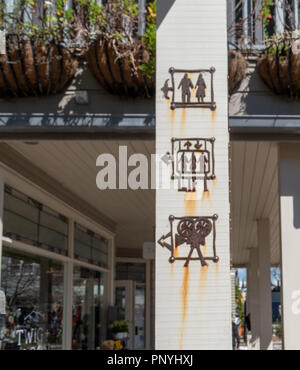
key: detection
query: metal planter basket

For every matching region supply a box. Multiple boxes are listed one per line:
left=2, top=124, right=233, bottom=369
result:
left=87, top=37, right=155, bottom=98
left=257, top=46, right=300, bottom=97
left=228, top=50, right=247, bottom=95
left=0, top=34, right=78, bottom=98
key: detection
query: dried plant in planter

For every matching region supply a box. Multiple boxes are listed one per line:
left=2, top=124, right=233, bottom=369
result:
left=0, top=35, right=77, bottom=97
left=0, top=0, right=78, bottom=98
left=257, top=32, right=300, bottom=97
left=228, top=50, right=247, bottom=95
left=86, top=0, right=156, bottom=98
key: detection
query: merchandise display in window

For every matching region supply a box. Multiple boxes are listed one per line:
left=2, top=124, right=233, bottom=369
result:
left=0, top=250, right=64, bottom=350
left=72, top=267, right=107, bottom=350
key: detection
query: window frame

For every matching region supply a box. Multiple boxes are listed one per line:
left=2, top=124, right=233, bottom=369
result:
left=229, top=0, right=300, bottom=49
left=0, top=166, right=115, bottom=350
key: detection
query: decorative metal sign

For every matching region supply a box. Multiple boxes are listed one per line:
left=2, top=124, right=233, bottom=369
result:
left=161, top=67, right=216, bottom=110
left=168, top=137, right=216, bottom=192
left=158, top=215, right=219, bottom=267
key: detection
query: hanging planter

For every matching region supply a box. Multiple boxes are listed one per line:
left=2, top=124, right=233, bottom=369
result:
left=86, top=0, right=156, bottom=98
left=0, top=34, right=78, bottom=98
left=228, top=50, right=247, bottom=95
left=87, top=36, right=154, bottom=98
left=257, top=35, right=300, bottom=97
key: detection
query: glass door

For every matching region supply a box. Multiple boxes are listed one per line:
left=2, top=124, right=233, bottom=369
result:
left=134, top=283, right=145, bottom=350
left=115, top=281, right=134, bottom=349
left=115, top=281, right=146, bottom=350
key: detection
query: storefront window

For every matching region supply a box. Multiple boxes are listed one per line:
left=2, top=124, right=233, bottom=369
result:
left=3, top=186, right=68, bottom=256
left=116, top=262, right=145, bottom=283
left=72, top=266, right=107, bottom=350
left=74, top=223, right=108, bottom=268
left=0, top=249, right=64, bottom=350
left=135, top=285, right=145, bottom=350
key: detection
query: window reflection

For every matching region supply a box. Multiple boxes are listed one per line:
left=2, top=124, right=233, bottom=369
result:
left=72, top=267, right=107, bottom=350
left=74, top=224, right=108, bottom=268
left=0, top=250, right=64, bottom=350
left=3, top=186, right=68, bottom=256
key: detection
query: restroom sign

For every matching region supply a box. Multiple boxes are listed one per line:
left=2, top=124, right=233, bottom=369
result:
left=161, top=67, right=216, bottom=110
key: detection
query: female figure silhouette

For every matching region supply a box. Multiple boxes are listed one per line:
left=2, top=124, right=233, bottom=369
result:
left=195, top=73, right=207, bottom=103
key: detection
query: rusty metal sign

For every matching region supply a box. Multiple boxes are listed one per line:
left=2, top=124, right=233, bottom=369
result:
left=161, top=67, right=216, bottom=110
left=167, top=137, right=216, bottom=192
left=158, top=215, right=219, bottom=267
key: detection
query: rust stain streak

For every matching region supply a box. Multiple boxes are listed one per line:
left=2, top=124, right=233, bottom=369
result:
left=174, top=246, right=179, bottom=258
left=180, top=108, right=186, bottom=137
left=215, top=260, right=219, bottom=278
left=201, top=190, right=210, bottom=204
left=199, top=245, right=208, bottom=288
left=212, top=176, right=217, bottom=191
left=168, top=100, right=175, bottom=136
left=171, top=246, right=179, bottom=277
left=211, top=109, right=216, bottom=127
left=199, top=264, right=209, bottom=298
left=179, top=267, right=190, bottom=349
left=185, top=192, right=197, bottom=216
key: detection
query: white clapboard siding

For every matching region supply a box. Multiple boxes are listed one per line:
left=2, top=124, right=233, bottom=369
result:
left=156, top=0, right=232, bottom=350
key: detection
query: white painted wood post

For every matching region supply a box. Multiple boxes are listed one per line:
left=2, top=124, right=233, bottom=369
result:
left=248, top=220, right=272, bottom=351
left=279, top=144, right=300, bottom=350
left=257, top=219, right=273, bottom=350
left=156, top=0, right=232, bottom=350
left=248, top=248, right=260, bottom=350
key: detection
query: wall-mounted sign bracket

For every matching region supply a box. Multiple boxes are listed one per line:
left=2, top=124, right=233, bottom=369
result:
left=158, top=215, right=219, bottom=267
left=161, top=67, right=216, bottom=110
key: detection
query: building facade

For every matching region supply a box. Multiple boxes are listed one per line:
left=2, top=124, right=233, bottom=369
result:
left=0, top=0, right=299, bottom=350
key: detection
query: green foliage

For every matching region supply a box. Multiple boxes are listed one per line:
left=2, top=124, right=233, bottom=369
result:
left=235, top=285, right=244, bottom=326
left=0, top=0, right=157, bottom=77
left=0, top=0, right=77, bottom=44
left=273, top=322, right=282, bottom=339
left=264, top=31, right=294, bottom=60
left=258, top=0, right=275, bottom=40
left=112, top=320, right=129, bottom=333
left=259, top=0, right=296, bottom=60
left=139, top=0, right=156, bottom=77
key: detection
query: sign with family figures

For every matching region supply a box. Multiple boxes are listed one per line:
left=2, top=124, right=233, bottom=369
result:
left=161, top=67, right=216, bottom=110
left=168, top=137, right=216, bottom=193
left=158, top=215, right=219, bottom=267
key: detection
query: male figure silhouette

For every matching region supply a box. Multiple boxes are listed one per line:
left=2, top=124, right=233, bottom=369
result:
left=178, top=73, right=194, bottom=103
left=195, top=73, right=207, bottom=103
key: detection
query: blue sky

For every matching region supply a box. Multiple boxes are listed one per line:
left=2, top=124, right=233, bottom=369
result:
left=237, top=267, right=281, bottom=286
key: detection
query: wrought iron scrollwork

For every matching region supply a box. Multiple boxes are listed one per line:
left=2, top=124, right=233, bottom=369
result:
left=161, top=67, right=216, bottom=110
left=158, top=215, right=219, bottom=267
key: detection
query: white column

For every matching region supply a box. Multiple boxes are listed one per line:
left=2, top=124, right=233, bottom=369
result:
left=138, top=0, right=146, bottom=36
left=248, top=248, right=260, bottom=350
left=63, top=219, right=74, bottom=350
left=246, top=267, right=252, bottom=346
left=279, top=144, right=300, bottom=350
left=275, top=0, right=284, bottom=34
left=257, top=219, right=273, bottom=350
left=156, top=0, right=231, bottom=350
left=0, top=168, right=4, bottom=285
left=248, top=220, right=273, bottom=350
